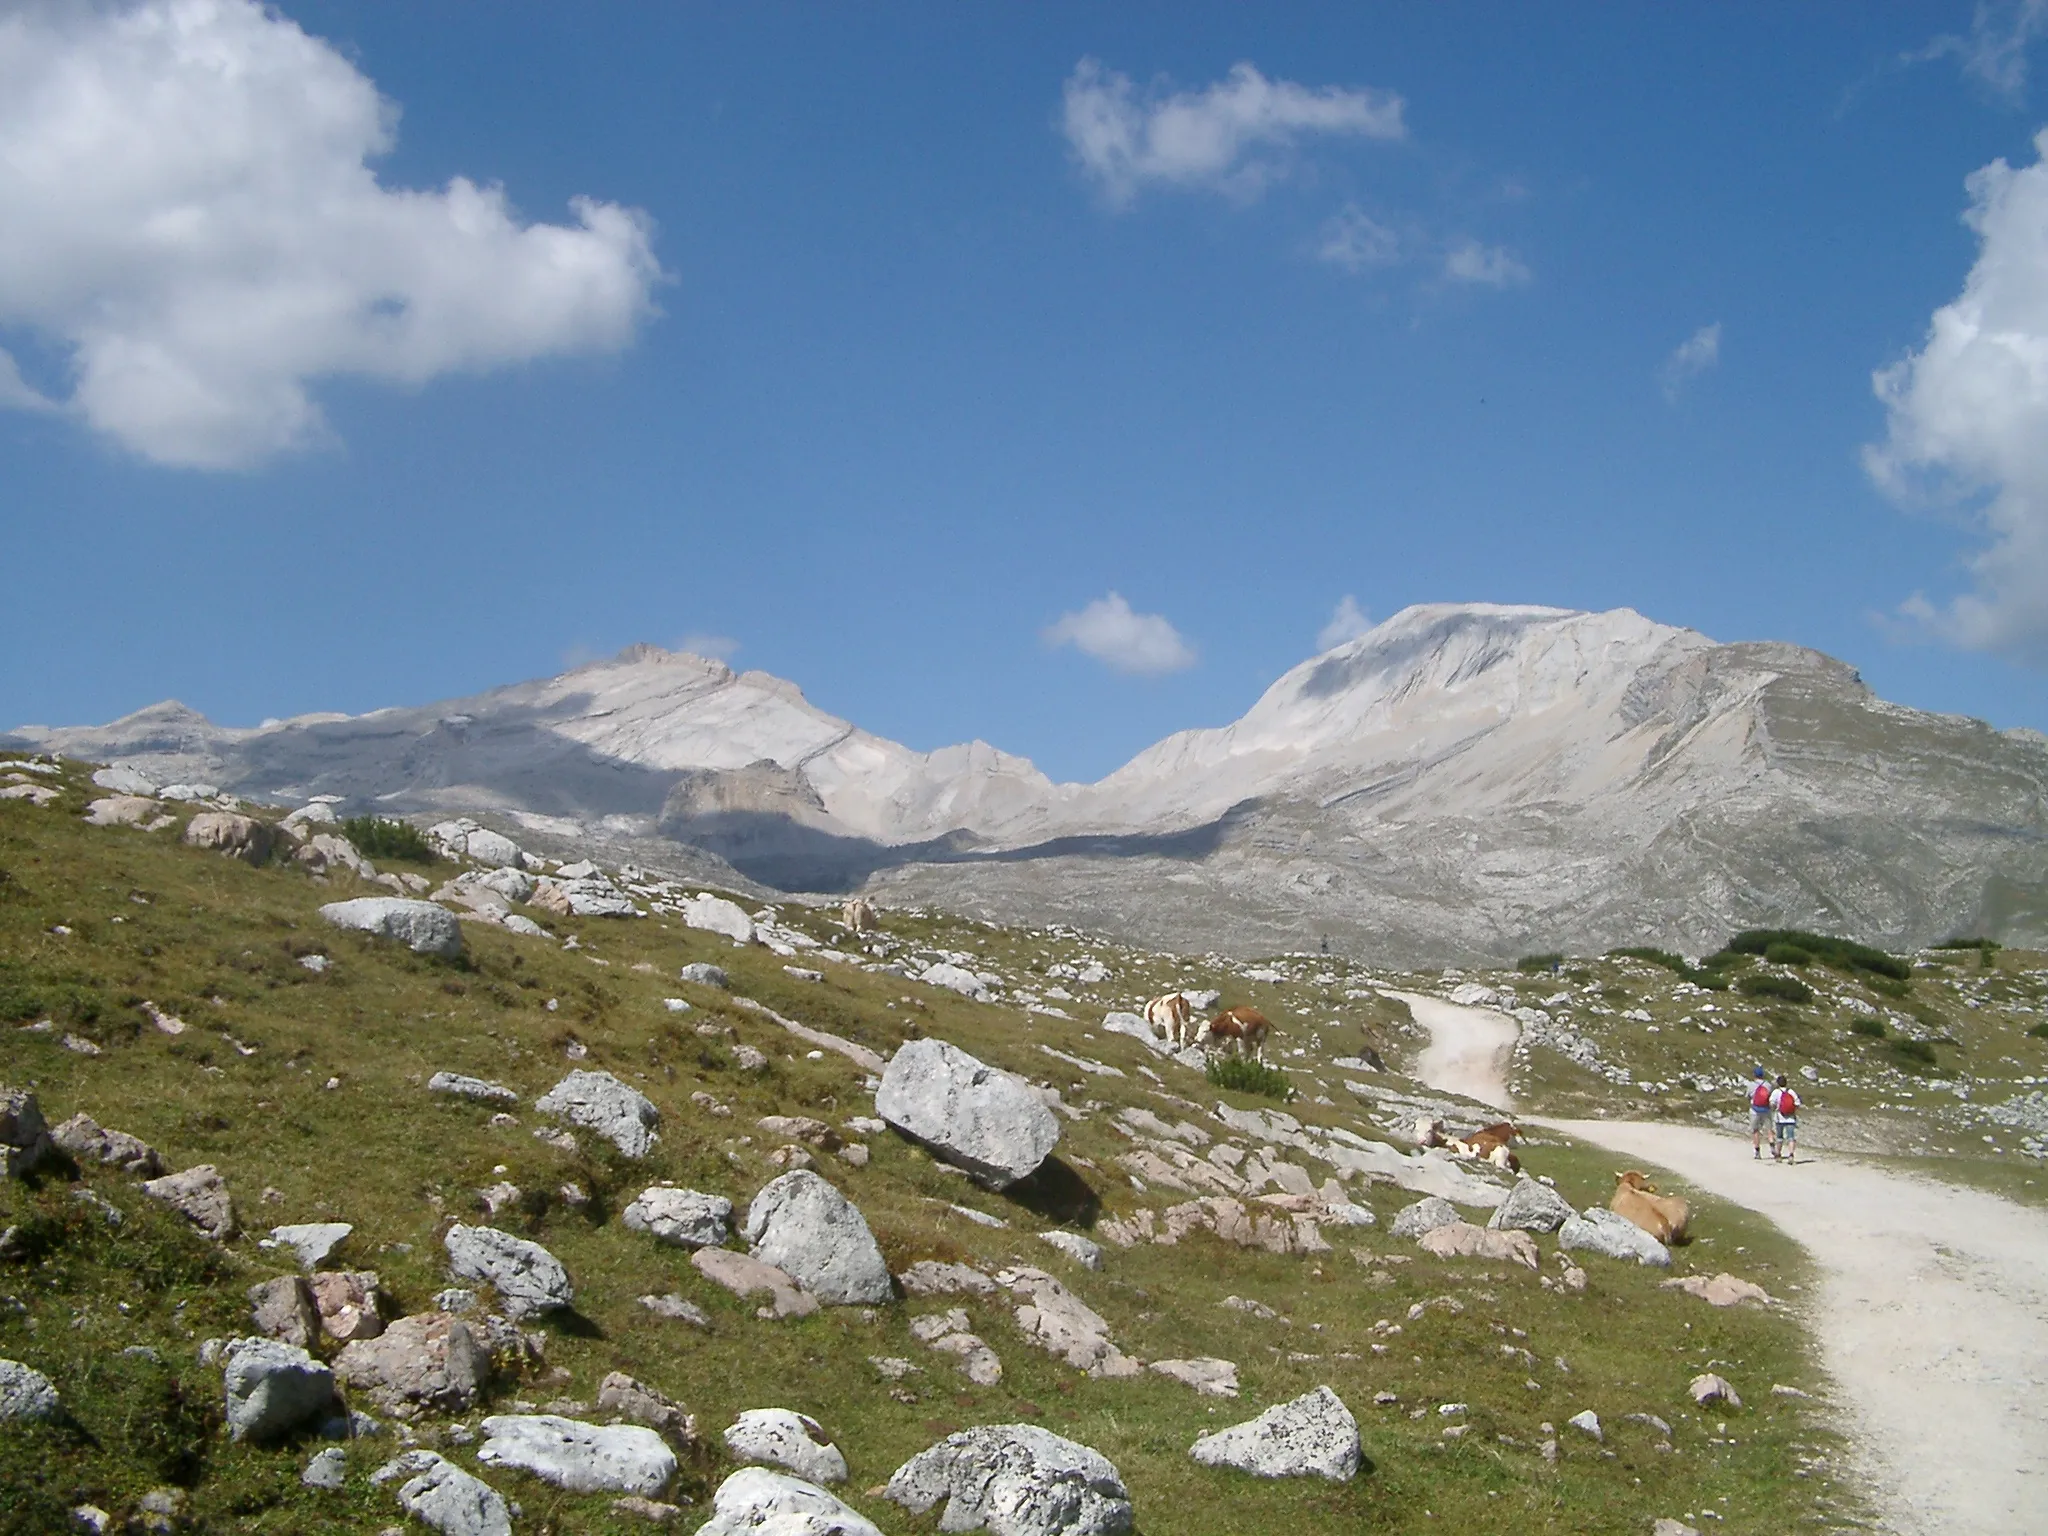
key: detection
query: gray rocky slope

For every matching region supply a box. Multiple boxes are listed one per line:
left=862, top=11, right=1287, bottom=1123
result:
left=15, top=604, right=2048, bottom=962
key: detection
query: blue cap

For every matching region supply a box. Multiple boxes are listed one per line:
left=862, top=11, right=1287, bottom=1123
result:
left=1753, top=1066, right=1766, bottom=1077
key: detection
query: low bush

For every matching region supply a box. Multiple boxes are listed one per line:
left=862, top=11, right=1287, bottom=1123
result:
left=1738, top=973, right=1814, bottom=1005
left=1933, top=936, right=2000, bottom=951
left=1848, top=1017, right=1885, bottom=1038
left=1606, top=945, right=1729, bottom=988
left=1207, top=1055, right=1293, bottom=1100
left=341, top=815, right=437, bottom=864
left=2027, top=1022, right=2048, bottom=1041
left=1763, top=942, right=1813, bottom=966
left=1889, top=1038, right=1938, bottom=1067
left=1516, top=952, right=1565, bottom=974
left=1722, top=928, right=1910, bottom=982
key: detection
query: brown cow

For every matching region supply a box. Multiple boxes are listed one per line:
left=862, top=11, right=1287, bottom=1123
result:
left=1450, top=1120, right=1522, bottom=1174
left=1205, top=1006, right=1273, bottom=1060
left=1610, top=1170, right=1690, bottom=1245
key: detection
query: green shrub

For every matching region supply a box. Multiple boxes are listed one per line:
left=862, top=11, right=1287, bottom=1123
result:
left=2027, top=1022, right=2048, bottom=1041
left=1738, top=973, right=1814, bottom=1005
left=1763, top=942, right=1813, bottom=966
left=1848, top=1017, right=1885, bottom=1038
left=340, top=816, right=437, bottom=864
left=1206, top=1055, right=1293, bottom=1100
left=1889, top=1038, right=1937, bottom=1067
left=1606, top=946, right=1728, bottom=987
left=1723, top=929, right=1910, bottom=982
left=1933, top=936, right=2000, bottom=951
left=1515, top=952, right=1564, bottom=974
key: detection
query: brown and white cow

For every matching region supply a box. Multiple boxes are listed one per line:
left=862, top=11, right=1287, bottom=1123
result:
left=1143, top=992, right=1197, bottom=1050
left=1205, top=1006, right=1273, bottom=1060
left=841, top=896, right=878, bottom=933
left=1610, top=1170, right=1690, bottom=1245
left=1448, top=1120, right=1522, bottom=1174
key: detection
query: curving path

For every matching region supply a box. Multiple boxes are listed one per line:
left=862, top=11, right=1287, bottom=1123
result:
left=1388, top=990, right=1517, bottom=1111
left=1402, top=992, right=2048, bottom=1534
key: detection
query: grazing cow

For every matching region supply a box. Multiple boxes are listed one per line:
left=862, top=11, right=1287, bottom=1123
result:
left=1205, top=1006, right=1273, bottom=1060
left=1143, top=992, right=1197, bottom=1050
left=841, top=897, right=878, bottom=933
left=1610, top=1170, right=1690, bottom=1245
left=1449, top=1120, right=1522, bottom=1174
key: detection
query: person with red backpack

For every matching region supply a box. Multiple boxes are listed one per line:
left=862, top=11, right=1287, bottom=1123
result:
left=1747, top=1067, right=1774, bottom=1159
left=1770, top=1074, right=1801, bottom=1163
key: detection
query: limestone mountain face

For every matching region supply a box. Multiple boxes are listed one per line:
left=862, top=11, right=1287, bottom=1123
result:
left=18, top=605, right=2048, bottom=962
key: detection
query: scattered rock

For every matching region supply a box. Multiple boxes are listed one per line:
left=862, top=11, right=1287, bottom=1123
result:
left=428, top=1073, right=519, bottom=1105
left=248, top=1275, right=319, bottom=1349
left=0, top=1358, right=59, bottom=1421
left=264, top=1222, right=354, bottom=1269
left=428, top=820, right=533, bottom=870
left=536, top=1069, right=661, bottom=1157
left=1150, top=1358, right=1239, bottom=1397
left=682, top=896, right=755, bottom=945
left=910, top=1310, right=1004, bottom=1384
left=319, top=898, right=465, bottom=959
left=310, top=1270, right=385, bottom=1342
left=1567, top=1409, right=1602, bottom=1441
left=679, top=962, right=729, bottom=988
left=91, top=765, right=157, bottom=796
left=142, top=1165, right=235, bottom=1239
left=1188, top=1386, right=1360, bottom=1481
left=875, top=1037, right=1060, bottom=1187
left=478, top=1413, right=677, bottom=1495
left=83, top=794, right=173, bottom=830
left=1652, top=1522, right=1702, bottom=1536
left=294, top=832, right=372, bottom=877
left=758, top=1115, right=841, bottom=1150
left=1388, top=1196, right=1462, bottom=1240
left=742, top=1171, right=892, bottom=1305
left=692, top=1248, right=818, bottom=1319
left=697, top=1467, right=885, bottom=1536
left=222, top=1337, right=336, bottom=1442
left=0, top=1088, right=54, bottom=1178
left=639, top=1293, right=712, bottom=1327
left=50, top=1112, right=163, bottom=1176
left=1417, top=1221, right=1540, bottom=1270
left=1559, top=1208, right=1671, bottom=1267
left=1659, top=1273, right=1772, bottom=1307
left=886, top=1422, right=1134, bottom=1536
left=623, top=1186, right=732, bottom=1248
left=373, top=1450, right=514, bottom=1536
left=1689, top=1373, right=1741, bottom=1408
left=732, top=1043, right=770, bottom=1072
left=334, top=1313, right=489, bottom=1418
left=897, top=1260, right=997, bottom=1297
left=302, top=1445, right=348, bottom=1489
left=1487, top=1177, right=1576, bottom=1234
left=182, top=811, right=274, bottom=863
left=999, top=1267, right=1140, bottom=1378
left=1039, top=1231, right=1103, bottom=1270
left=917, top=962, right=990, bottom=1002
left=598, top=1372, right=697, bottom=1445
left=613, top=1494, right=686, bottom=1525
left=724, top=1408, right=848, bottom=1484
left=443, top=1225, right=573, bottom=1319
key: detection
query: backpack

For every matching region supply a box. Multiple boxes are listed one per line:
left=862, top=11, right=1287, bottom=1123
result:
left=1775, top=1086, right=1799, bottom=1118
left=1751, top=1082, right=1772, bottom=1109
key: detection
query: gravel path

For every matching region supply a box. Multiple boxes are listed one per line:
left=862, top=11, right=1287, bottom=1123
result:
left=1404, top=991, right=2048, bottom=1533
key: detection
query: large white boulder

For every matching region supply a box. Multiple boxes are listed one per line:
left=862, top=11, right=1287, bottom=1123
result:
left=535, top=1069, right=660, bottom=1158
left=918, top=962, right=989, bottom=1001
left=885, top=1422, right=1134, bottom=1536
left=1559, top=1207, right=1671, bottom=1267
left=1488, top=1176, right=1576, bottom=1234
left=622, top=1186, right=732, bottom=1248
left=478, top=1413, right=676, bottom=1495
left=1388, top=1196, right=1461, bottom=1240
left=1188, top=1385, right=1360, bottom=1481
left=319, top=897, right=465, bottom=958
left=723, top=1408, right=849, bottom=1484
left=875, top=1038, right=1059, bottom=1188
left=696, top=1467, right=884, bottom=1536
left=373, top=1450, right=513, bottom=1536
left=683, top=894, right=755, bottom=944
left=743, top=1171, right=892, bottom=1305
left=443, top=1224, right=574, bottom=1317
left=91, top=764, right=157, bottom=796
left=429, top=819, right=532, bottom=870
left=221, top=1337, right=335, bottom=1442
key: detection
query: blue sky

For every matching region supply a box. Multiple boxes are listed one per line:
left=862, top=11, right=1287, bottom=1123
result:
left=6, top=2, right=2048, bottom=782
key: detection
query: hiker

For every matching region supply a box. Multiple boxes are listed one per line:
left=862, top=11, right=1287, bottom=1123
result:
left=1748, top=1067, right=1774, bottom=1159
left=1770, top=1074, right=1801, bottom=1163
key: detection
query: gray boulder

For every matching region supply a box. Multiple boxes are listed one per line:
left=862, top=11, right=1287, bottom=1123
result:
left=222, top=1337, right=335, bottom=1442
left=1559, top=1207, right=1672, bottom=1267
left=443, top=1224, right=573, bottom=1318
left=182, top=811, right=273, bottom=863
left=724, top=1408, right=848, bottom=1484
left=917, top=962, right=989, bottom=1001
left=1388, top=1196, right=1461, bottom=1240
left=428, top=1072, right=519, bottom=1105
left=478, top=1414, right=676, bottom=1495
left=678, top=962, right=729, bottom=988
left=597, top=1372, right=697, bottom=1445
left=697, top=1467, right=884, bottom=1536
left=1488, top=1177, right=1576, bottom=1234
left=302, top=1446, right=347, bottom=1489
left=885, top=1422, right=1133, bottom=1536
left=373, top=1450, right=513, bottom=1536
left=248, top=1275, right=319, bottom=1349
left=682, top=895, right=754, bottom=944
left=1188, top=1385, right=1361, bottom=1481
left=51, top=1113, right=163, bottom=1176
left=335, top=1312, right=489, bottom=1418
left=0, top=1088, right=53, bottom=1178
left=319, top=897, right=465, bottom=959
left=92, top=765, right=157, bottom=796
left=743, top=1171, right=892, bottom=1305
left=142, top=1164, right=235, bottom=1239
left=622, top=1186, right=732, bottom=1248
left=264, top=1221, right=353, bottom=1269
left=535, top=1070, right=660, bottom=1158
left=0, top=1359, right=59, bottom=1422
left=875, top=1037, right=1059, bottom=1188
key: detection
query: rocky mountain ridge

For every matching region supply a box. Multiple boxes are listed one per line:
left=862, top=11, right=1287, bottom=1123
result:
left=14, top=603, right=2048, bottom=961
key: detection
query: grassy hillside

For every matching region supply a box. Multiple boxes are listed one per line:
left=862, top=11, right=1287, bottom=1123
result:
left=0, top=762, right=1863, bottom=1533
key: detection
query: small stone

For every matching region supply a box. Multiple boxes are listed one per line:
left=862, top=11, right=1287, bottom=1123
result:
left=1389, top=1196, right=1462, bottom=1240
left=334, top=1313, right=489, bottom=1418
left=319, top=897, right=465, bottom=959
left=443, top=1224, right=573, bottom=1319
left=697, top=1467, right=883, bottom=1536
left=886, top=1422, right=1132, bottom=1535
left=373, top=1449, right=513, bottom=1536
left=1039, top=1231, right=1103, bottom=1270
left=142, top=1165, right=235, bottom=1239
left=1567, top=1410, right=1602, bottom=1441
left=639, top=1293, right=712, bottom=1327
left=51, top=1113, right=163, bottom=1176
left=1689, top=1373, right=1741, bottom=1408
left=428, top=1073, right=519, bottom=1105
left=303, top=1446, right=348, bottom=1489
left=724, top=1408, right=849, bottom=1484
left=1150, top=1358, right=1239, bottom=1397
left=613, top=1495, right=686, bottom=1525
left=248, top=1275, right=319, bottom=1348
left=678, top=963, right=729, bottom=989
left=536, top=1069, right=660, bottom=1158
left=222, top=1337, right=335, bottom=1442
left=0, top=1358, right=60, bottom=1421
left=264, top=1222, right=354, bottom=1269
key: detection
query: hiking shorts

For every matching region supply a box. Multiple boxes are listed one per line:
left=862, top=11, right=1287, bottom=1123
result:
left=1775, top=1118, right=1797, bottom=1138
left=1750, top=1108, right=1772, bottom=1133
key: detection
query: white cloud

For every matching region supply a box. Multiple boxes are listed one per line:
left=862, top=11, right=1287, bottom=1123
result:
left=1909, top=0, right=2048, bottom=100
left=1043, top=592, right=1197, bottom=676
left=1443, top=239, right=1531, bottom=287
left=1316, top=206, right=1402, bottom=272
left=1316, top=595, right=1374, bottom=650
left=1660, top=322, right=1723, bottom=400
left=1062, top=58, right=1405, bottom=207
left=1865, top=128, right=2048, bottom=665
left=677, top=633, right=740, bottom=663
left=0, top=0, right=661, bottom=468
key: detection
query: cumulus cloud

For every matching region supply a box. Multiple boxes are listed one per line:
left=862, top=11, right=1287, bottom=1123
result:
left=1316, top=206, right=1402, bottom=272
left=1043, top=592, right=1197, bottom=676
left=1660, top=322, right=1723, bottom=400
left=1316, top=595, right=1374, bottom=650
left=1865, top=128, right=2048, bottom=664
left=0, top=0, right=661, bottom=468
left=1062, top=58, right=1405, bottom=206
left=1443, top=239, right=1531, bottom=287
left=1909, top=0, right=2048, bottom=100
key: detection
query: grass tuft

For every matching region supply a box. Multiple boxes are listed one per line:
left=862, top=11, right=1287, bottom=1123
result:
left=1205, top=1055, right=1294, bottom=1100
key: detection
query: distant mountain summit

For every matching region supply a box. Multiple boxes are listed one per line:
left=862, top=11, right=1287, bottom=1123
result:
left=19, top=605, right=2048, bottom=961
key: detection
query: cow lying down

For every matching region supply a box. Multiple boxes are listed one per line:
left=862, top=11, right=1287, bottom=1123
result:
left=1610, top=1170, right=1690, bottom=1245
left=1413, top=1118, right=1521, bottom=1174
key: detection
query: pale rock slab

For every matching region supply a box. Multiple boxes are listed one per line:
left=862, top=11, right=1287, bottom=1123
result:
left=319, top=897, right=465, bottom=958
left=679, top=962, right=730, bottom=988
left=182, top=811, right=273, bottom=863
left=142, top=1164, right=235, bottom=1239
left=478, top=1413, right=677, bottom=1495
left=83, top=795, right=172, bottom=830
left=444, top=1224, right=573, bottom=1318
left=536, top=1069, right=660, bottom=1157
left=1689, top=1373, right=1741, bottom=1408
left=263, top=1221, right=353, bottom=1269
left=1660, top=1273, right=1772, bottom=1307
left=743, top=1171, right=892, bottom=1305
left=91, top=765, right=157, bottom=796
left=1039, top=1231, right=1103, bottom=1270
left=373, top=1450, right=513, bottom=1536
left=918, top=962, right=989, bottom=1001
left=1188, top=1385, right=1360, bottom=1481
left=597, top=1371, right=697, bottom=1445
left=301, top=1446, right=347, bottom=1489
left=1417, top=1221, right=1540, bottom=1270
left=696, top=1467, right=884, bottom=1536
left=998, top=1267, right=1140, bottom=1378
left=875, top=1037, right=1059, bottom=1187
left=1388, top=1196, right=1461, bottom=1240
left=623, top=1186, right=732, bottom=1248
left=682, top=895, right=755, bottom=944
left=886, top=1422, right=1134, bottom=1536
left=724, top=1408, right=849, bottom=1484
left=1559, top=1208, right=1671, bottom=1267
left=428, top=1072, right=519, bottom=1105
left=692, top=1248, right=818, bottom=1319
left=1150, top=1358, right=1239, bottom=1397
left=50, top=1112, right=162, bottom=1176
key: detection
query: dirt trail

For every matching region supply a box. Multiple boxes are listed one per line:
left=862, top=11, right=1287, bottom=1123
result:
left=1404, top=993, right=2048, bottom=1533
left=1389, top=990, right=1517, bottom=1110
